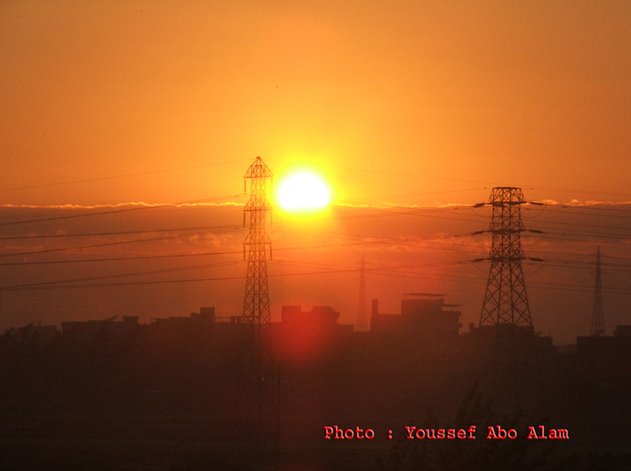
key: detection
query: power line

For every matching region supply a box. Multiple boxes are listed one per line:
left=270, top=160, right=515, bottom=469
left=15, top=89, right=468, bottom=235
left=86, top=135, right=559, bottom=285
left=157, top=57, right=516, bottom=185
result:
left=2, top=221, right=628, bottom=279
left=0, top=241, right=376, bottom=267
left=0, top=194, right=241, bottom=227
left=0, top=234, right=183, bottom=258
left=534, top=263, right=631, bottom=274
left=1, top=260, right=241, bottom=290
left=525, top=205, right=631, bottom=220
left=3, top=257, right=631, bottom=296
left=6, top=201, right=629, bottom=254
left=352, top=167, right=497, bottom=186
left=1, top=268, right=360, bottom=292
left=330, top=204, right=631, bottom=242
left=0, top=249, right=243, bottom=266
left=526, top=185, right=631, bottom=198
left=526, top=217, right=631, bottom=235
left=0, top=226, right=619, bottom=269
left=523, top=231, right=631, bottom=243
left=0, top=246, right=455, bottom=268
left=2, top=197, right=631, bottom=298
left=0, top=224, right=241, bottom=240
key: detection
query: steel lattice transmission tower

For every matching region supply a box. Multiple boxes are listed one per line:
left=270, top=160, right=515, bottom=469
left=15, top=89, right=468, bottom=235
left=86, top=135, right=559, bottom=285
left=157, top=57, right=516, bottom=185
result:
left=590, top=245, right=605, bottom=336
left=479, top=187, right=533, bottom=329
left=238, top=156, right=273, bottom=466
left=242, top=156, right=273, bottom=327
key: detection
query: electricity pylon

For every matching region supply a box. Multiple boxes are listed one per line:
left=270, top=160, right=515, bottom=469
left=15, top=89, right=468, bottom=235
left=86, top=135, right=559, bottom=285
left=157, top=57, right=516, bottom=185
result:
left=238, top=156, right=273, bottom=467
left=242, top=156, right=273, bottom=327
left=479, top=187, right=533, bottom=329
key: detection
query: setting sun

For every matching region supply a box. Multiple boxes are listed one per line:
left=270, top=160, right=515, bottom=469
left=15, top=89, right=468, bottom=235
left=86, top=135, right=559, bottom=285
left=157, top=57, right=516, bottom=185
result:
left=277, top=171, right=331, bottom=212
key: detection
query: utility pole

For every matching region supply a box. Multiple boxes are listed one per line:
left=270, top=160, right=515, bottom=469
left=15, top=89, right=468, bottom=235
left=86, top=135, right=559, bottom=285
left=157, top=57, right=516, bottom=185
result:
left=356, top=255, right=368, bottom=332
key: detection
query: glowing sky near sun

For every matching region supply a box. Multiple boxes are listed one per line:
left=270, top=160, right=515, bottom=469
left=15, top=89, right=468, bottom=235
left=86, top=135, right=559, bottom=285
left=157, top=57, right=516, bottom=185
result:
left=1, top=1, right=630, bottom=206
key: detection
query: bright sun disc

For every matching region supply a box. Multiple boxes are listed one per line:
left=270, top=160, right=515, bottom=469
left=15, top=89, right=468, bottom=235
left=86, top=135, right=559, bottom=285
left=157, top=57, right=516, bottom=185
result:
left=277, top=171, right=331, bottom=212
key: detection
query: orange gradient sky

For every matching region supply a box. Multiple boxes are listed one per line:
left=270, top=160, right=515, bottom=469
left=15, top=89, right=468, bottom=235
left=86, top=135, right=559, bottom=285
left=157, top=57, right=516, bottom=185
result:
left=1, top=1, right=631, bottom=206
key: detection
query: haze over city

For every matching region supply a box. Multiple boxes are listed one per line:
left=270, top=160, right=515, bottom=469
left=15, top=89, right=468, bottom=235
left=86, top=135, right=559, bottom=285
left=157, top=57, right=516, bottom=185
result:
left=1, top=1, right=631, bottom=343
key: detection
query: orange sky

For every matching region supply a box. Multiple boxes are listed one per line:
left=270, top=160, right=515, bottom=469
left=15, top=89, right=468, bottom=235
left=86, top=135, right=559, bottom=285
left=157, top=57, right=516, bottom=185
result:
left=2, top=202, right=630, bottom=345
left=1, top=1, right=631, bottom=206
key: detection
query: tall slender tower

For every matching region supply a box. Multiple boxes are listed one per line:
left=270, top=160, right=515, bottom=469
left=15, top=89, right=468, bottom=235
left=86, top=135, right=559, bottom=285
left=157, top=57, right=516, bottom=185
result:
left=479, top=187, right=533, bottom=330
left=590, top=245, right=604, bottom=336
left=238, top=156, right=273, bottom=464
left=242, top=156, right=273, bottom=327
left=356, top=255, right=368, bottom=332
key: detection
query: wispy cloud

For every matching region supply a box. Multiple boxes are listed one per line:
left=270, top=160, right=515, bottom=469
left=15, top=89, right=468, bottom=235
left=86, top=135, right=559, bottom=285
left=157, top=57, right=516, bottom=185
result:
left=0, top=201, right=244, bottom=210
